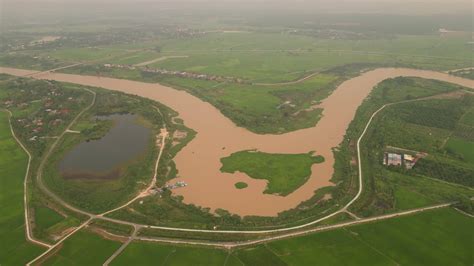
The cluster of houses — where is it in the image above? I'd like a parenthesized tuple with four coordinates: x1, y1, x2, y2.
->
(383, 152, 418, 169)
(149, 181, 187, 195)
(102, 63, 248, 84)
(2, 88, 77, 142)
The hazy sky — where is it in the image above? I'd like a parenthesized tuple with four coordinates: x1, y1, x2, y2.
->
(1, 0, 472, 16)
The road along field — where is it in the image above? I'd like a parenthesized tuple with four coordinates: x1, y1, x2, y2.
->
(109, 207, 472, 265)
(0, 111, 46, 265)
(0, 67, 472, 217)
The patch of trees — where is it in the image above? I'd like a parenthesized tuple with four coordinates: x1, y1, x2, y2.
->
(413, 159, 474, 187)
(395, 102, 465, 130)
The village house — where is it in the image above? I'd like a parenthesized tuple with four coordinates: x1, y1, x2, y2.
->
(383, 151, 421, 170)
(384, 152, 402, 166)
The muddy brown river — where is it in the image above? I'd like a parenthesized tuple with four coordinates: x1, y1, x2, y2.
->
(1, 67, 472, 216)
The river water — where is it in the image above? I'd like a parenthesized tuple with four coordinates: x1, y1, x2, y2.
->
(1, 67, 472, 216)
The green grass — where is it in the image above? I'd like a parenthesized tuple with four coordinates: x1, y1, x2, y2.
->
(53, 32, 472, 135)
(43, 229, 122, 266)
(459, 108, 474, 126)
(446, 137, 474, 164)
(234, 182, 248, 189)
(343, 208, 472, 265)
(0, 111, 45, 265)
(236, 245, 287, 266)
(268, 229, 392, 265)
(105, 50, 162, 65)
(158, 72, 339, 134)
(392, 185, 436, 210)
(377, 77, 460, 103)
(34, 206, 65, 231)
(220, 151, 324, 196)
(266, 208, 472, 266)
(111, 241, 233, 266)
(112, 208, 472, 266)
(148, 33, 472, 82)
(89, 219, 134, 236)
(45, 47, 129, 62)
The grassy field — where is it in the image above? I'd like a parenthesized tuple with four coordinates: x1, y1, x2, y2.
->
(147, 33, 472, 82)
(42, 228, 122, 265)
(4, 30, 472, 135)
(111, 208, 473, 265)
(460, 108, 474, 126)
(266, 208, 472, 266)
(105, 50, 162, 65)
(89, 219, 134, 237)
(45, 47, 130, 62)
(220, 151, 324, 196)
(47, 32, 471, 134)
(445, 136, 474, 164)
(0, 111, 45, 265)
(111, 241, 236, 266)
(156, 72, 341, 133)
(34, 206, 65, 231)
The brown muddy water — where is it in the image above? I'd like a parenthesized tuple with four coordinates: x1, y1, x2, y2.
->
(1, 67, 472, 216)
(59, 114, 151, 179)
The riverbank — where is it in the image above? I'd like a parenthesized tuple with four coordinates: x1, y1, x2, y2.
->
(1, 67, 472, 217)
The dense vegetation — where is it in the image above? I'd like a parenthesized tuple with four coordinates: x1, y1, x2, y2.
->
(221, 151, 324, 195)
(235, 182, 248, 189)
(347, 79, 474, 217)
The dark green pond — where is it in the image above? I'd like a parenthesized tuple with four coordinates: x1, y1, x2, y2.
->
(59, 114, 151, 179)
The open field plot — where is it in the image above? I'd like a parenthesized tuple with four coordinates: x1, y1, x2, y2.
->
(32, 203, 83, 243)
(221, 151, 324, 195)
(44, 47, 131, 62)
(150, 50, 389, 83)
(459, 108, 474, 126)
(143, 33, 473, 82)
(111, 208, 473, 266)
(42, 228, 122, 265)
(111, 241, 236, 266)
(0, 111, 45, 266)
(104, 50, 163, 65)
(446, 136, 474, 164)
(266, 208, 473, 266)
(0, 53, 73, 71)
(34, 206, 65, 230)
(57, 32, 472, 134)
(42, 32, 473, 83)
